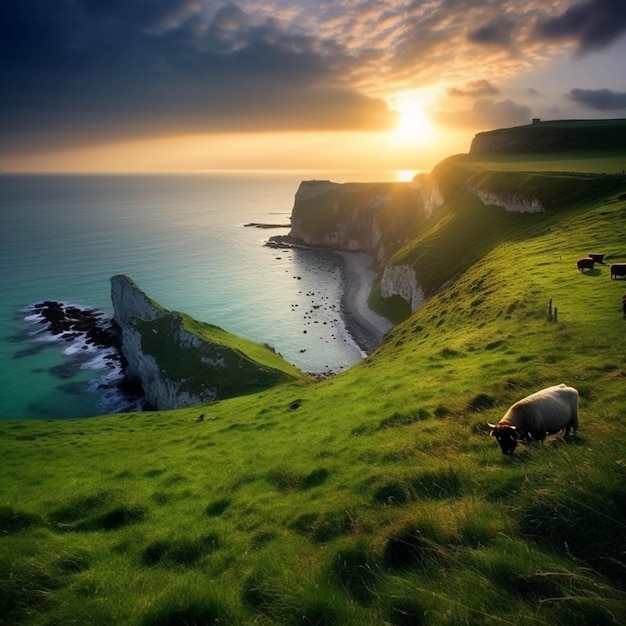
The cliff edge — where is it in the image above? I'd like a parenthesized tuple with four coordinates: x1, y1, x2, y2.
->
(285, 176, 440, 261)
(111, 275, 308, 410)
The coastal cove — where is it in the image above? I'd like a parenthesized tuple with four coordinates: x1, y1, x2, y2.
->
(0, 170, 405, 419)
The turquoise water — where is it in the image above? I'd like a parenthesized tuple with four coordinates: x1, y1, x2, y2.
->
(0, 170, 398, 419)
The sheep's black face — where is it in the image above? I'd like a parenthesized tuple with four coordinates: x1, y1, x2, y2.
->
(491, 426, 518, 455)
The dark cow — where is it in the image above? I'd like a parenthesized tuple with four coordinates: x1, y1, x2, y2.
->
(489, 384, 579, 455)
(588, 253, 605, 264)
(611, 263, 626, 279)
(577, 257, 594, 272)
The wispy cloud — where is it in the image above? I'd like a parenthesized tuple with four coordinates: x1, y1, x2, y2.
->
(448, 80, 500, 98)
(468, 17, 516, 47)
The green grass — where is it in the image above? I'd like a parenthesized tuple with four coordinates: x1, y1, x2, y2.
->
(1, 147, 626, 625)
(132, 310, 309, 401)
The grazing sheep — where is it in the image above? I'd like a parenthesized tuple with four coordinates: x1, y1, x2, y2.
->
(610, 263, 626, 279)
(577, 257, 595, 272)
(488, 384, 579, 455)
(588, 253, 605, 264)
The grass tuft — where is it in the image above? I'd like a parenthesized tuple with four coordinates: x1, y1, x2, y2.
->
(383, 525, 433, 571)
(267, 466, 330, 491)
(0, 505, 43, 533)
(329, 540, 379, 604)
(290, 509, 353, 542)
(379, 409, 429, 429)
(467, 393, 496, 412)
(141, 534, 221, 567)
(410, 467, 462, 499)
(205, 497, 231, 517)
(141, 587, 236, 626)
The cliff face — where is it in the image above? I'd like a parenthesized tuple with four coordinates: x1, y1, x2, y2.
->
(380, 265, 426, 312)
(110, 275, 306, 410)
(285, 176, 444, 316)
(111, 275, 163, 327)
(467, 185, 545, 213)
(288, 177, 441, 261)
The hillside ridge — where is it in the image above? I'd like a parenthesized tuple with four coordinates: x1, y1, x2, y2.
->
(470, 118, 626, 154)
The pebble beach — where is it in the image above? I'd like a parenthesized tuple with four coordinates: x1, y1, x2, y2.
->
(337, 251, 394, 353)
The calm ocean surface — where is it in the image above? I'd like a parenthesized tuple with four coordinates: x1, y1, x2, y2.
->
(0, 170, 406, 419)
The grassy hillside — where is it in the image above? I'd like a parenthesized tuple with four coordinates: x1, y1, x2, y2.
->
(2, 151, 626, 625)
(387, 152, 626, 298)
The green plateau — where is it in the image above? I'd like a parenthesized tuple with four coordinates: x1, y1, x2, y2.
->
(2, 119, 626, 625)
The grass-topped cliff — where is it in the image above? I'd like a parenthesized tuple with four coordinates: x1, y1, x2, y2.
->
(384, 149, 626, 302)
(110, 274, 309, 410)
(471, 118, 626, 153)
(2, 130, 626, 624)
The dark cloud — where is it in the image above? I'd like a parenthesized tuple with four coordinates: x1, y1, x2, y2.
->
(434, 99, 532, 130)
(468, 17, 515, 46)
(536, 0, 626, 54)
(0, 0, 394, 152)
(448, 80, 499, 98)
(567, 88, 626, 110)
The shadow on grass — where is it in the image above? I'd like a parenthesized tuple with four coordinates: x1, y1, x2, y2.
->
(0, 505, 43, 533)
(141, 591, 235, 626)
(48, 490, 147, 532)
(290, 510, 354, 543)
(267, 467, 330, 491)
(141, 533, 221, 567)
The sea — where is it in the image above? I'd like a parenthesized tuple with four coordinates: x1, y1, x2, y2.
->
(0, 170, 411, 419)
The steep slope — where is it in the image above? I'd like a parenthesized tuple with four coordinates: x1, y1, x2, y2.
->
(284, 176, 441, 262)
(111, 275, 309, 409)
(383, 154, 626, 302)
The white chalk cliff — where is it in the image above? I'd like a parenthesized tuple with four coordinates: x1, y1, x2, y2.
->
(467, 184, 545, 213)
(110, 275, 305, 410)
(284, 177, 443, 315)
(287, 178, 441, 261)
(380, 265, 426, 312)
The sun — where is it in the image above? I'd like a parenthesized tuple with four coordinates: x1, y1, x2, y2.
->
(391, 99, 434, 144)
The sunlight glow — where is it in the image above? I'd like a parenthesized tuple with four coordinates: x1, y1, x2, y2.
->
(8, 130, 457, 173)
(395, 170, 420, 182)
(391, 95, 435, 145)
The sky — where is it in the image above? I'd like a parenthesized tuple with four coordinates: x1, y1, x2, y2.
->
(2, 0, 626, 172)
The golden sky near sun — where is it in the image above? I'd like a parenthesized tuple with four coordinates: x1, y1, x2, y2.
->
(2, 1, 626, 171)
(7, 123, 467, 173)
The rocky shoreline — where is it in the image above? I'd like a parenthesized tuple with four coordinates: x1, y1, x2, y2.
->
(266, 235, 393, 354)
(19, 252, 392, 414)
(22, 301, 145, 411)
(336, 251, 393, 353)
